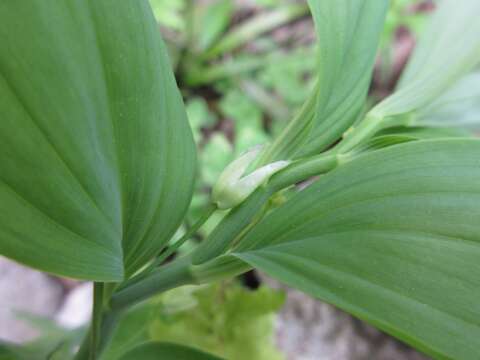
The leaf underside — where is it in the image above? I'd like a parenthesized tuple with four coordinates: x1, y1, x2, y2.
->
(374, 0, 480, 118)
(0, 0, 196, 280)
(234, 139, 480, 359)
(299, 0, 389, 156)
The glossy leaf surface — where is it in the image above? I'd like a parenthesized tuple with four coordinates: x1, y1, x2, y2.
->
(234, 140, 480, 359)
(0, 0, 196, 280)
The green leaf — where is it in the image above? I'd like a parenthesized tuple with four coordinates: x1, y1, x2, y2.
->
(416, 72, 480, 130)
(101, 303, 154, 360)
(262, 0, 388, 162)
(118, 342, 223, 360)
(372, 0, 480, 119)
(377, 126, 473, 139)
(0, 0, 196, 280)
(300, 0, 389, 155)
(233, 139, 480, 359)
(340, 134, 417, 160)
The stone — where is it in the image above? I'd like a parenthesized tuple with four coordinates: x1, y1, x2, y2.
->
(55, 282, 92, 329)
(260, 273, 430, 360)
(0, 257, 64, 343)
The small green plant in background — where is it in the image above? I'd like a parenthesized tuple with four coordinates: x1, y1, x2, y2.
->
(1, 1, 480, 360)
(102, 283, 284, 360)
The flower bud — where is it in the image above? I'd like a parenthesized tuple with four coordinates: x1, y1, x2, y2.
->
(212, 146, 290, 209)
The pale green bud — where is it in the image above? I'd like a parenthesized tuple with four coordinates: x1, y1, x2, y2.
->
(212, 146, 290, 210)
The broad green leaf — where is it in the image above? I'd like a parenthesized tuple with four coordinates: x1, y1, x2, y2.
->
(233, 139, 480, 359)
(0, 0, 196, 280)
(300, 0, 389, 155)
(262, 0, 388, 162)
(372, 0, 480, 119)
(118, 342, 223, 360)
(377, 126, 473, 139)
(102, 303, 153, 360)
(340, 134, 417, 160)
(416, 72, 480, 130)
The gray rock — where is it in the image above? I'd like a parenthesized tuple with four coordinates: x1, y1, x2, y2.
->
(55, 282, 92, 329)
(261, 274, 430, 360)
(0, 257, 64, 343)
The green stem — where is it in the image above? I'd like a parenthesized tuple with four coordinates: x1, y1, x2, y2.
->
(102, 116, 390, 329)
(336, 112, 414, 154)
(74, 309, 123, 360)
(74, 328, 91, 360)
(152, 203, 216, 268)
(76, 255, 247, 359)
(76, 152, 344, 360)
(91, 283, 103, 359)
(116, 204, 217, 293)
(96, 309, 123, 356)
(268, 151, 338, 192)
(110, 255, 250, 312)
(191, 188, 272, 265)
(335, 114, 384, 154)
(192, 151, 339, 265)
(191, 256, 251, 284)
(110, 257, 196, 311)
(74, 283, 108, 360)
(256, 86, 318, 166)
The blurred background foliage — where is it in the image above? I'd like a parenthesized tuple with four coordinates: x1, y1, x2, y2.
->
(103, 282, 285, 360)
